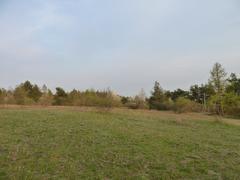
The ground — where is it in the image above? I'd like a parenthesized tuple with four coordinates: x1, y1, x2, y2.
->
(0, 106, 240, 179)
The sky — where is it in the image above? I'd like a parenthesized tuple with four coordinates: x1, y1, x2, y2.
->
(1, 0, 240, 96)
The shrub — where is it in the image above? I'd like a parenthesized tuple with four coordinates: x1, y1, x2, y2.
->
(148, 98, 174, 111)
(0, 89, 3, 104)
(124, 94, 148, 110)
(3, 91, 16, 104)
(208, 94, 225, 115)
(39, 93, 54, 106)
(125, 101, 148, 109)
(53, 87, 67, 105)
(174, 97, 202, 113)
(13, 86, 28, 105)
(222, 93, 240, 116)
(74, 90, 122, 108)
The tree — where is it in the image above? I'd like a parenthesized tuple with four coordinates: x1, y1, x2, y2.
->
(121, 96, 130, 105)
(23, 81, 33, 93)
(149, 81, 168, 110)
(68, 89, 81, 106)
(0, 89, 3, 104)
(169, 89, 189, 101)
(13, 86, 28, 105)
(189, 85, 202, 103)
(19, 81, 42, 102)
(3, 89, 15, 104)
(189, 84, 215, 110)
(152, 82, 164, 97)
(208, 63, 227, 115)
(53, 87, 68, 105)
(209, 63, 227, 95)
(134, 89, 148, 109)
(39, 86, 53, 106)
(42, 84, 48, 94)
(30, 85, 42, 102)
(226, 73, 240, 95)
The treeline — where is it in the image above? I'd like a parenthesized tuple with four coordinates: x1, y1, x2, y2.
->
(123, 63, 239, 116)
(0, 63, 239, 116)
(0, 83, 121, 108)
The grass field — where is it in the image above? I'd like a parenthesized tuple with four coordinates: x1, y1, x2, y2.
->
(0, 106, 240, 179)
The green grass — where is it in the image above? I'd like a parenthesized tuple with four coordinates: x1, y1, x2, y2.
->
(0, 108, 240, 179)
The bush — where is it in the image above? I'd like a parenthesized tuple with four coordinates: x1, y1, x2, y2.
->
(74, 90, 122, 108)
(124, 95, 148, 110)
(0, 89, 4, 104)
(149, 98, 174, 111)
(208, 95, 224, 115)
(12, 85, 37, 105)
(125, 101, 148, 110)
(222, 93, 240, 116)
(39, 93, 54, 106)
(174, 97, 202, 113)
(208, 93, 240, 117)
(3, 91, 16, 104)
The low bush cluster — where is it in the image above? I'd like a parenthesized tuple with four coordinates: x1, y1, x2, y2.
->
(174, 97, 202, 113)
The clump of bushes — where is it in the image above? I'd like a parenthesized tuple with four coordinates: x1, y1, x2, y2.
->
(222, 93, 240, 116)
(208, 93, 240, 117)
(174, 97, 202, 113)
(125, 100, 148, 110)
(122, 89, 149, 109)
(71, 90, 121, 108)
(148, 82, 174, 111)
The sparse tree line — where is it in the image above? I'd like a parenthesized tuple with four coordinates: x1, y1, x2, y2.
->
(0, 83, 121, 108)
(123, 63, 240, 116)
(0, 63, 239, 116)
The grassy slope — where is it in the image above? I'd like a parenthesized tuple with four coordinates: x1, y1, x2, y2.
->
(0, 107, 239, 179)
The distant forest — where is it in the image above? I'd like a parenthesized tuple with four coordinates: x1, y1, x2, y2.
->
(1, 63, 240, 117)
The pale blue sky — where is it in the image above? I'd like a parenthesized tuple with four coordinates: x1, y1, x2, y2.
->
(1, 0, 240, 95)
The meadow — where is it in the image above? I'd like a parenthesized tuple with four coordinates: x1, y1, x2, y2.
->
(0, 106, 239, 179)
